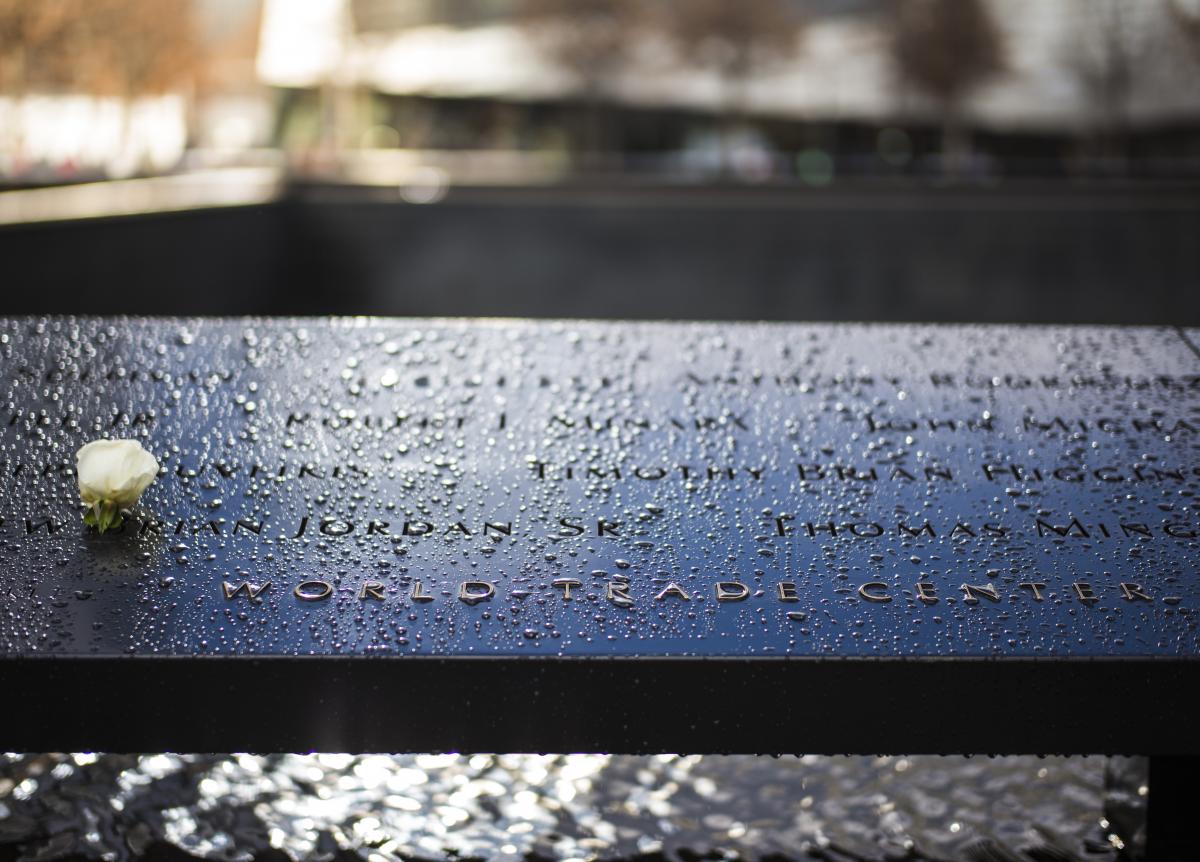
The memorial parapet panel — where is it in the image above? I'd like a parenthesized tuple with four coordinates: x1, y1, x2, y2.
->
(1, 319, 1197, 752)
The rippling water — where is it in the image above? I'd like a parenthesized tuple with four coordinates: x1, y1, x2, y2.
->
(0, 754, 1144, 862)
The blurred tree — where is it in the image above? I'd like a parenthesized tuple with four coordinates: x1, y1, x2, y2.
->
(520, 0, 803, 170)
(519, 0, 645, 160)
(889, 0, 1006, 174)
(520, 0, 643, 95)
(0, 0, 200, 96)
(1067, 0, 1142, 165)
(0, 2, 81, 92)
(657, 0, 803, 174)
(658, 0, 799, 87)
(1168, 0, 1200, 67)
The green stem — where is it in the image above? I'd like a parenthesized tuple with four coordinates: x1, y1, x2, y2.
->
(84, 501, 124, 534)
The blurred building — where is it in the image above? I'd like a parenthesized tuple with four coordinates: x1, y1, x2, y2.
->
(2, 0, 1200, 188)
(253, 0, 1200, 180)
(258, 0, 1200, 128)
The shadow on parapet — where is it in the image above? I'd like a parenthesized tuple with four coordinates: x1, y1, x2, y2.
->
(1, 183, 1197, 325)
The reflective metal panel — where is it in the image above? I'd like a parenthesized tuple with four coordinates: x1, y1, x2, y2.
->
(0, 319, 1196, 751)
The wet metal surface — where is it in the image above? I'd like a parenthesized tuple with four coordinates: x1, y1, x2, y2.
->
(0, 753, 1144, 862)
(0, 318, 1197, 659)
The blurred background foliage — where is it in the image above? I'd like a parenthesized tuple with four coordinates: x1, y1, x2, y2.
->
(0, 0, 199, 97)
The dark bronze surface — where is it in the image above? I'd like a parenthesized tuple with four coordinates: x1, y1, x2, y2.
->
(0, 318, 1196, 751)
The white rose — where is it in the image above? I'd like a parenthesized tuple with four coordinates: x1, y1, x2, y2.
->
(76, 439, 159, 532)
